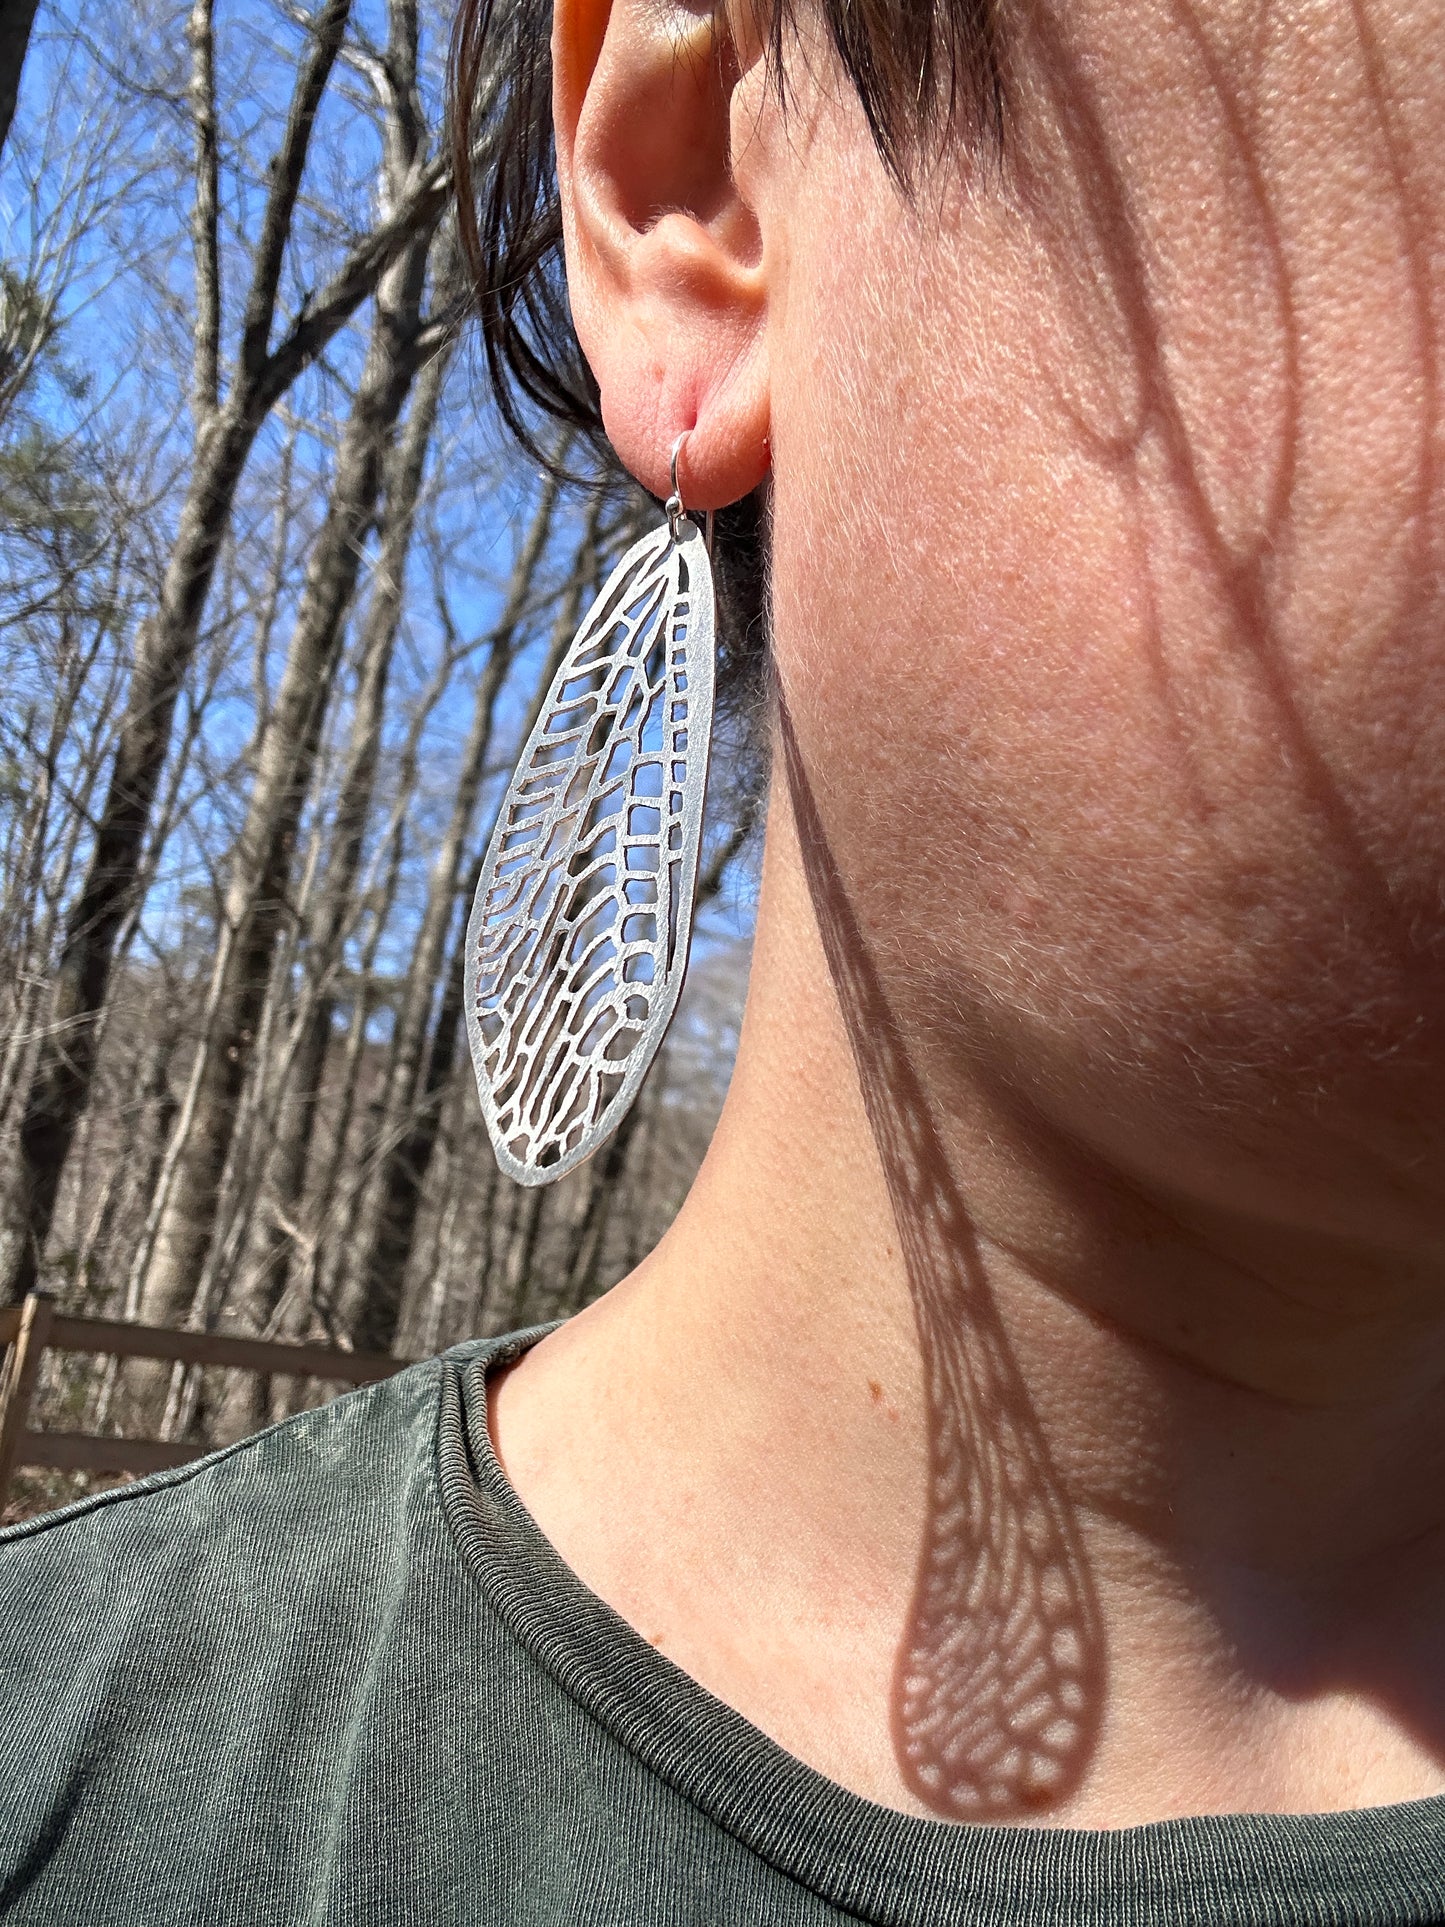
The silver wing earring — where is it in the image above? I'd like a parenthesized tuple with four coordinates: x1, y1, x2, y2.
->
(466, 434, 716, 1185)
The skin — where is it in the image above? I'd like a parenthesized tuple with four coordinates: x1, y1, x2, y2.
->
(489, 0, 1445, 1826)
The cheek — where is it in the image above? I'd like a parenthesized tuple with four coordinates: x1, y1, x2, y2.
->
(765, 102, 1445, 1229)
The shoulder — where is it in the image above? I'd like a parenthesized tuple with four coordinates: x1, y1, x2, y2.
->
(0, 1344, 484, 1647)
(0, 1335, 550, 1920)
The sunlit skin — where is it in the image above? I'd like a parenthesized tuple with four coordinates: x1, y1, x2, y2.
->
(488, 0, 1445, 1825)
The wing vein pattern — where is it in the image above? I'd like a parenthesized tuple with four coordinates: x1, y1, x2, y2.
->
(466, 520, 715, 1185)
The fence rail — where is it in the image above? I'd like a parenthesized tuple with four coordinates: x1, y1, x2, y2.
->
(0, 1294, 410, 1513)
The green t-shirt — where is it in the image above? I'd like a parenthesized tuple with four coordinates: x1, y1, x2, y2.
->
(2, 1325, 1444, 1925)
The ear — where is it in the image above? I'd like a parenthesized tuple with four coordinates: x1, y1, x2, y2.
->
(553, 0, 773, 507)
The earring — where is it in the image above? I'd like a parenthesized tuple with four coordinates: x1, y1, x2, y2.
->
(466, 434, 717, 1185)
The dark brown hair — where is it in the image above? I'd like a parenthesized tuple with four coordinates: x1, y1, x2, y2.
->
(446, 0, 1004, 748)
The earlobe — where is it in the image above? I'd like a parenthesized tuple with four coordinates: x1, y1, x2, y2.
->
(553, 0, 773, 507)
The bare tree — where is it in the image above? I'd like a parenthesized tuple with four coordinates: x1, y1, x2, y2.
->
(231, 326, 457, 1348)
(1, 0, 455, 1303)
(134, 263, 448, 1334)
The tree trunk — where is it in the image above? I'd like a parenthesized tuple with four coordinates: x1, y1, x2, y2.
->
(2, 402, 264, 1306)
(0, 0, 40, 163)
(246, 327, 453, 1317)
(136, 223, 438, 1336)
(215, 331, 454, 1438)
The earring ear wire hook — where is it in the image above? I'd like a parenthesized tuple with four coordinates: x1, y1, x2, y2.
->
(667, 430, 715, 555)
(666, 431, 689, 539)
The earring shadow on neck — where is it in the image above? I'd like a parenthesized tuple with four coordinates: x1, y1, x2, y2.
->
(780, 698, 1105, 1820)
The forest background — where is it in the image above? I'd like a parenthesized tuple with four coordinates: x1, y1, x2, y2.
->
(0, 0, 755, 1509)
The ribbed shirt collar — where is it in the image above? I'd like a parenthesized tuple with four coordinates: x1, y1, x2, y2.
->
(438, 1330, 1445, 1927)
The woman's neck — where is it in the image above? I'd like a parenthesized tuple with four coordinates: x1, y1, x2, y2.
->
(488, 771, 1445, 1826)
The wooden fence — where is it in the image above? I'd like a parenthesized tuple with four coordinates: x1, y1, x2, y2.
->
(0, 1293, 410, 1515)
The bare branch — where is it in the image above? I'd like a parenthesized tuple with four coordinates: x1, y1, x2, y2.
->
(236, 0, 352, 391)
(255, 151, 451, 412)
(186, 0, 221, 420)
